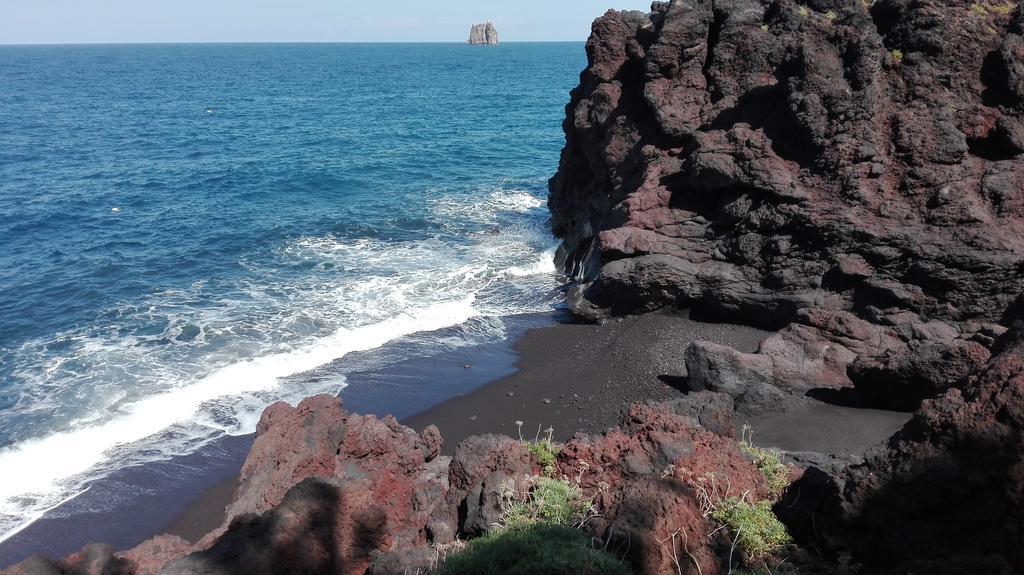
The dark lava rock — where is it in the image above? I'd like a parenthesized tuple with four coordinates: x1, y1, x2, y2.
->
(550, 0, 1024, 329)
(657, 389, 736, 437)
(549, 2, 1024, 573)
(443, 434, 533, 538)
(780, 310, 1024, 573)
(686, 307, 991, 414)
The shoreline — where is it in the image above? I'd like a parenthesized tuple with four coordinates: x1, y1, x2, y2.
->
(0, 312, 556, 566)
(0, 309, 913, 567)
(161, 310, 770, 545)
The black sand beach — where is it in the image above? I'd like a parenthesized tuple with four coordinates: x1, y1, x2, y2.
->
(403, 311, 769, 450)
(0, 310, 912, 566)
(165, 310, 911, 548)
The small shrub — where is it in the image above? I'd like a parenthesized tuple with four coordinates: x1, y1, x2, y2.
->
(711, 497, 792, 563)
(890, 49, 904, 63)
(989, 1, 1018, 15)
(502, 476, 594, 529)
(798, 6, 809, 17)
(528, 441, 559, 474)
(435, 524, 632, 575)
(739, 442, 789, 499)
(825, 10, 838, 20)
(968, 2, 1017, 16)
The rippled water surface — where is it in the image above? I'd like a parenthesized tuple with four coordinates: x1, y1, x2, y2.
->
(0, 42, 583, 540)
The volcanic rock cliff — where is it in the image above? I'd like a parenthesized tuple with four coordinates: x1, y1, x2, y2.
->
(550, 0, 1024, 331)
(549, 0, 1024, 572)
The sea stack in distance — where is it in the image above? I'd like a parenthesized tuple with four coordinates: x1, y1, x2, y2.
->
(468, 22, 499, 45)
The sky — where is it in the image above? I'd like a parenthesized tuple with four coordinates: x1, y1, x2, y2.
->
(0, 1, 655, 44)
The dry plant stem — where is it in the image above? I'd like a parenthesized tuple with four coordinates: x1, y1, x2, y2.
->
(727, 526, 742, 574)
(657, 529, 704, 575)
(657, 530, 684, 575)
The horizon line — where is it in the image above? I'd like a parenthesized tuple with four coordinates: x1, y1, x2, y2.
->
(0, 40, 587, 47)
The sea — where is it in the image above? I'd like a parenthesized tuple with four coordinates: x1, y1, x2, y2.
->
(0, 42, 583, 550)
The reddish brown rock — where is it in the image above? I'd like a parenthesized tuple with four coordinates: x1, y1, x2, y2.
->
(3, 535, 190, 575)
(119, 536, 191, 575)
(551, 0, 1024, 329)
(3, 544, 132, 575)
(781, 312, 1024, 573)
(173, 395, 449, 574)
(558, 402, 773, 575)
(3, 393, 793, 575)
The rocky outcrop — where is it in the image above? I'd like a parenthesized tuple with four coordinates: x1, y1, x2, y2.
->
(165, 395, 450, 575)
(778, 304, 1024, 573)
(548, 2, 1024, 572)
(550, 0, 1024, 329)
(4, 536, 190, 575)
(468, 22, 499, 45)
(441, 434, 533, 538)
(686, 308, 991, 414)
(559, 402, 773, 575)
(5, 397, 773, 575)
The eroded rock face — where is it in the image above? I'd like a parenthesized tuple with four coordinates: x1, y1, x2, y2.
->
(550, 0, 1024, 329)
(548, 4, 1024, 572)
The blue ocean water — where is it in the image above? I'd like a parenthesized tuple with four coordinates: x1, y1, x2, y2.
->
(0, 43, 582, 540)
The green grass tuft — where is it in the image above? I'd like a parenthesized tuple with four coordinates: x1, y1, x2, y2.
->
(739, 442, 790, 499)
(711, 498, 792, 562)
(528, 441, 559, 474)
(503, 476, 592, 529)
(435, 524, 632, 575)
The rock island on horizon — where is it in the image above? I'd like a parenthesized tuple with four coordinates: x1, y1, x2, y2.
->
(468, 22, 499, 45)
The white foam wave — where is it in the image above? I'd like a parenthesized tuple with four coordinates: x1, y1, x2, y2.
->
(0, 298, 476, 543)
(0, 184, 563, 542)
(506, 244, 558, 277)
(427, 189, 545, 224)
